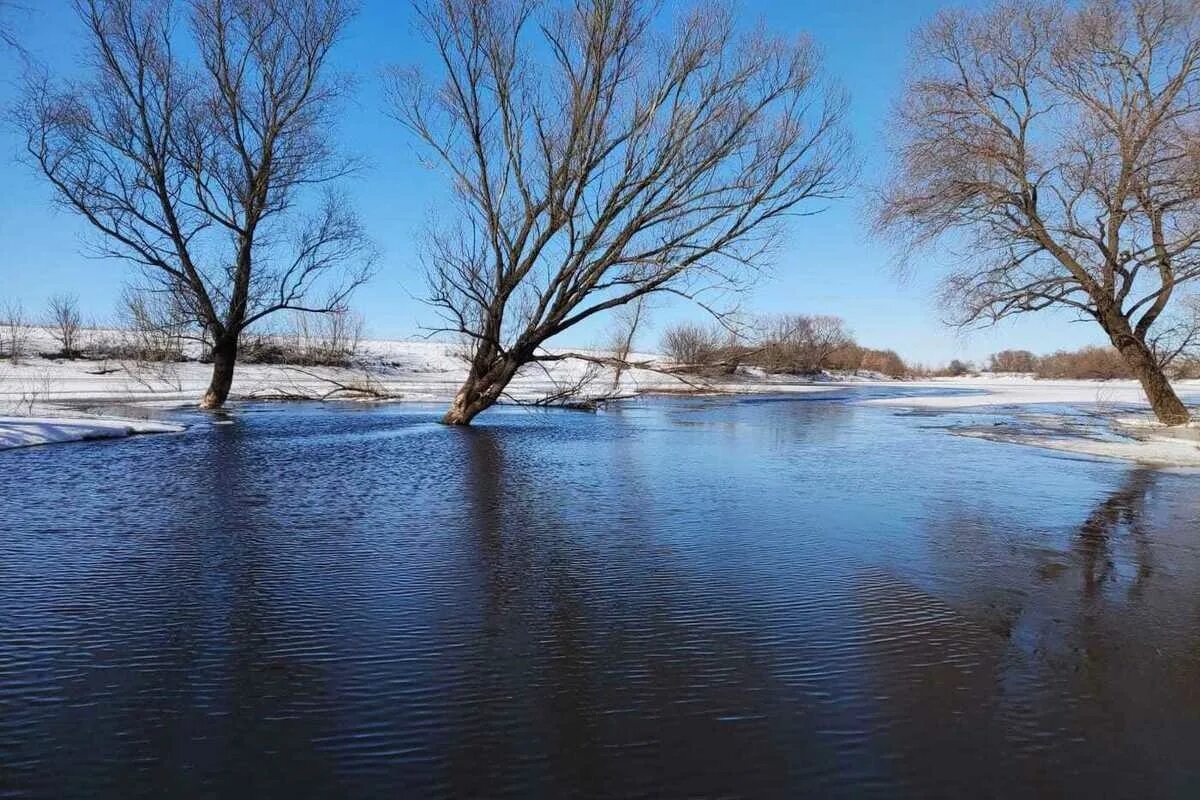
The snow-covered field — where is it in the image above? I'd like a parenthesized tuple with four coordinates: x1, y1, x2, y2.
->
(4, 326, 1200, 465)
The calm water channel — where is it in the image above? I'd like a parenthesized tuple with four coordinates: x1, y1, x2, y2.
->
(3, 391, 1199, 797)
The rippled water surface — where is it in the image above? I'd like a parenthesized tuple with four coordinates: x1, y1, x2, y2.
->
(4, 392, 1200, 798)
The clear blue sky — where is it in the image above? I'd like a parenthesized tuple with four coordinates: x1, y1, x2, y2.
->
(0, 0, 1107, 366)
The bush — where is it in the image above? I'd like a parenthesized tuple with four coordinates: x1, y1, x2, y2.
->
(662, 316, 909, 378)
(0, 300, 29, 363)
(1034, 346, 1132, 380)
(940, 358, 973, 377)
(661, 322, 734, 366)
(988, 349, 1037, 373)
(825, 343, 865, 371)
(1170, 357, 1200, 380)
(116, 287, 191, 362)
(746, 314, 853, 374)
(241, 309, 365, 367)
(860, 348, 909, 378)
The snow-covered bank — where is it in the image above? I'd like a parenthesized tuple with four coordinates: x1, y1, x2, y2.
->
(876, 377, 1200, 468)
(865, 374, 1200, 410)
(970, 432, 1200, 468)
(0, 330, 837, 411)
(7, 325, 1200, 466)
(0, 416, 184, 451)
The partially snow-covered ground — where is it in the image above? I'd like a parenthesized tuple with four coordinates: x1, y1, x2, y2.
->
(865, 373, 1200, 411)
(0, 327, 836, 410)
(869, 375, 1200, 468)
(5, 326, 1200, 465)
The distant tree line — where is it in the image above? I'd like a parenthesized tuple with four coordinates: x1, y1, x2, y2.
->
(945, 343, 1200, 381)
(661, 315, 910, 379)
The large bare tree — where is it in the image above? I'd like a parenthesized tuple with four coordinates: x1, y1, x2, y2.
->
(0, 1, 22, 52)
(19, 0, 372, 408)
(389, 0, 850, 425)
(877, 0, 1200, 425)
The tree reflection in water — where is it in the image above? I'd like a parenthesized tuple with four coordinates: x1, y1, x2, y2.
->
(867, 467, 1200, 796)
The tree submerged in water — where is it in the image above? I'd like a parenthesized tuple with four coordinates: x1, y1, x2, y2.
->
(389, 0, 852, 425)
(876, 0, 1200, 426)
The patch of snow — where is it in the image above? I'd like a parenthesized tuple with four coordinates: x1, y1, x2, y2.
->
(956, 427, 1200, 468)
(0, 416, 184, 451)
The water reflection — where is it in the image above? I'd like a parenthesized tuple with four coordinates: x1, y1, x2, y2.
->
(910, 467, 1200, 796)
(1074, 469, 1154, 600)
(445, 425, 811, 797)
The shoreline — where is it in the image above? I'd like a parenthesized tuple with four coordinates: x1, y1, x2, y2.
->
(3, 335, 1200, 465)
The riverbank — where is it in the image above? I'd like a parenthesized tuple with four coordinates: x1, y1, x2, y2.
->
(865, 375, 1200, 468)
(0, 334, 843, 416)
(4, 333, 1200, 464)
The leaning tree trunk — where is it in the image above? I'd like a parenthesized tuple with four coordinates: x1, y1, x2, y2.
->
(443, 358, 521, 425)
(1104, 322, 1190, 426)
(200, 336, 239, 410)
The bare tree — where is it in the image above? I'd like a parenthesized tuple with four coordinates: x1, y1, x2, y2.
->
(606, 294, 647, 393)
(389, 0, 851, 424)
(46, 292, 83, 357)
(1, 299, 30, 363)
(876, 0, 1200, 425)
(19, 0, 372, 409)
(0, 0, 25, 53)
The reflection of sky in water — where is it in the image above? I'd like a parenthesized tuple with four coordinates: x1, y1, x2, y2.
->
(3, 393, 1199, 797)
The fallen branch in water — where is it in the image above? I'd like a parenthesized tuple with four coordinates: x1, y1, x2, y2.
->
(250, 366, 404, 402)
(531, 350, 716, 393)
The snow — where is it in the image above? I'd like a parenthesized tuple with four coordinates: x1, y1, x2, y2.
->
(865, 374, 1200, 410)
(0, 416, 184, 451)
(999, 435, 1200, 468)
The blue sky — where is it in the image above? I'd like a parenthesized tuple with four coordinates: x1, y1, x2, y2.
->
(0, 0, 1108, 365)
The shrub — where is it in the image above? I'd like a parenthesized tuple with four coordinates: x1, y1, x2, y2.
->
(1034, 346, 1132, 380)
(941, 358, 973, 377)
(988, 349, 1037, 373)
(661, 322, 731, 366)
(119, 289, 189, 362)
(240, 309, 365, 367)
(825, 343, 865, 371)
(0, 300, 29, 363)
(746, 314, 853, 374)
(860, 348, 909, 378)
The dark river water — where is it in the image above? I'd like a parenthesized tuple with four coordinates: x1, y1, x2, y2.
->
(3, 391, 1200, 798)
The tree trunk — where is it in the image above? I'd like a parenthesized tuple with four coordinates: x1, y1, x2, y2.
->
(442, 358, 519, 425)
(1104, 323, 1190, 426)
(200, 336, 238, 410)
